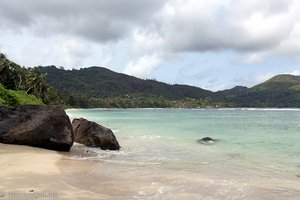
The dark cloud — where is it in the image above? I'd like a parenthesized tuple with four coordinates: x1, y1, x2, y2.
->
(0, 0, 166, 42)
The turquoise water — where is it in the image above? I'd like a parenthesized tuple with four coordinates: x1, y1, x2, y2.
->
(63, 108, 300, 199)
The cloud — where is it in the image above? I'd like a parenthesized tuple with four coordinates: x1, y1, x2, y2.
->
(123, 54, 161, 78)
(128, 0, 300, 69)
(151, 0, 298, 53)
(0, 0, 166, 42)
(1, 0, 300, 90)
(288, 70, 300, 76)
(2, 0, 300, 59)
(256, 73, 276, 84)
(131, 29, 164, 55)
(0, 28, 94, 67)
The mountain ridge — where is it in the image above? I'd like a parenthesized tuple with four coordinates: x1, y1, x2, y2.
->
(39, 65, 300, 108)
(40, 66, 219, 100)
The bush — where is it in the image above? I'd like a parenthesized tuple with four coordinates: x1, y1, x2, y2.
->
(0, 84, 44, 107)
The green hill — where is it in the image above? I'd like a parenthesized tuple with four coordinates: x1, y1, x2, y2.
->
(253, 74, 300, 92)
(39, 66, 300, 108)
(2, 52, 300, 108)
(39, 66, 216, 99)
(220, 75, 300, 107)
(39, 66, 222, 107)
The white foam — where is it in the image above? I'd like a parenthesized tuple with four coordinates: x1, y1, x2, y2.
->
(217, 108, 300, 111)
(241, 108, 300, 111)
(101, 159, 162, 166)
(64, 156, 107, 161)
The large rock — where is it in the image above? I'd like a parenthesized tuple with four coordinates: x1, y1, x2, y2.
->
(72, 118, 120, 150)
(0, 105, 74, 151)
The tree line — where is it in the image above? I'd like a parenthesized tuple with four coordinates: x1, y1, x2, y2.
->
(0, 53, 63, 107)
(0, 53, 227, 108)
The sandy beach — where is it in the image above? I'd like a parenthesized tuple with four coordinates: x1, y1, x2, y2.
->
(0, 143, 101, 200)
(1, 141, 300, 200)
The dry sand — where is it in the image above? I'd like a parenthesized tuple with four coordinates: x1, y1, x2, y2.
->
(0, 143, 102, 200)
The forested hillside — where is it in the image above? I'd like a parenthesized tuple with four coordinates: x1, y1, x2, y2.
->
(40, 66, 300, 108)
(39, 66, 222, 108)
(1, 53, 300, 108)
(0, 53, 62, 107)
(219, 75, 300, 107)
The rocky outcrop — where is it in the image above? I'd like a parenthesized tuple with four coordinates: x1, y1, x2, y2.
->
(197, 137, 216, 144)
(72, 118, 120, 150)
(0, 105, 74, 151)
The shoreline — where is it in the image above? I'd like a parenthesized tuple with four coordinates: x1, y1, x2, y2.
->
(2, 107, 300, 199)
(1, 143, 300, 200)
(65, 107, 300, 111)
(0, 143, 101, 200)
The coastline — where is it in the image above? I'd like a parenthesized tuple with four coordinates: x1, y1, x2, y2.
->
(64, 108, 300, 199)
(2, 108, 300, 199)
(1, 142, 300, 200)
(0, 143, 101, 200)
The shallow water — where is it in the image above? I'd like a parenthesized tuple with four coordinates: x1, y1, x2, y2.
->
(62, 108, 300, 199)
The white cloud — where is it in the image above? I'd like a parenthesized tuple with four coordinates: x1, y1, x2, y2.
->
(0, 29, 93, 68)
(289, 70, 300, 76)
(131, 29, 164, 55)
(124, 54, 161, 78)
(232, 73, 256, 86)
(256, 73, 276, 84)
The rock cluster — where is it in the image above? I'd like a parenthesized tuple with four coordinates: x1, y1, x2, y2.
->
(0, 105, 120, 151)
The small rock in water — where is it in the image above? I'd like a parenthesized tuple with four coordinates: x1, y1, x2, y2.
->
(197, 137, 216, 144)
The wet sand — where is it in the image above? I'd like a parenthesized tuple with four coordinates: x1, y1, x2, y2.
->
(1, 143, 300, 200)
(59, 158, 300, 200)
(0, 143, 101, 200)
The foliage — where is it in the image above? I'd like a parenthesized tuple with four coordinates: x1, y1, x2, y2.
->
(39, 66, 224, 108)
(2, 53, 300, 108)
(0, 84, 44, 107)
(40, 66, 300, 108)
(0, 53, 26, 91)
(290, 84, 300, 91)
(0, 53, 63, 106)
(219, 74, 300, 107)
(39, 66, 219, 101)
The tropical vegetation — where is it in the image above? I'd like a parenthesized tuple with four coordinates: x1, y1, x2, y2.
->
(1, 53, 300, 108)
(40, 65, 300, 108)
(0, 53, 62, 107)
(0, 83, 44, 107)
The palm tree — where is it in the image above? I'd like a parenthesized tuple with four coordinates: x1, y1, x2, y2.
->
(26, 67, 48, 100)
(0, 53, 25, 90)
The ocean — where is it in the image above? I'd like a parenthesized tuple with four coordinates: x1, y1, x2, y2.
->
(62, 108, 300, 200)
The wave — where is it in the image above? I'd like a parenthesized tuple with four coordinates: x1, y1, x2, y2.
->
(240, 108, 300, 111)
(216, 108, 300, 111)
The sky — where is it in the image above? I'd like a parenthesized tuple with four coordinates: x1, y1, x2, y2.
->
(1, 0, 300, 91)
